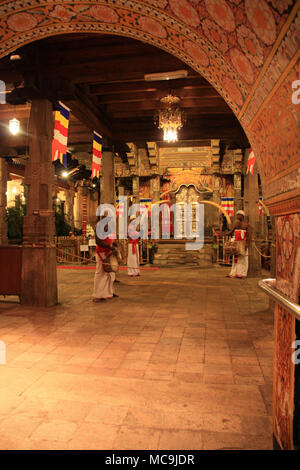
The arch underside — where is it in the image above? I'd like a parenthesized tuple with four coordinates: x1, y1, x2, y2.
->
(0, 0, 298, 207)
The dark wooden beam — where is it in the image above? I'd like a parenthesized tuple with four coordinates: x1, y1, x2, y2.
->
(97, 88, 221, 104)
(62, 84, 112, 138)
(105, 99, 231, 113)
(89, 77, 210, 95)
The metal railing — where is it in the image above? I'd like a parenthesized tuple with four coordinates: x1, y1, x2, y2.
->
(258, 278, 300, 321)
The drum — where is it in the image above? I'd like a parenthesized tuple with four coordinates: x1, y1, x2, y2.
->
(102, 253, 119, 273)
(224, 240, 239, 256)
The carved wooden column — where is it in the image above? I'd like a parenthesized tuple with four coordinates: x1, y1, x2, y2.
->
(21, 99, 57, 306)
(101, 150, 115, 205)
(132, 175, 140, 205)
(233, 149, 243, 216)
(0, 158, 8, 244)
(211, 139, 221, 227)
(151, 175, 160, 202)
(65, 185, 75, 230)
(81, 185, 88, 237)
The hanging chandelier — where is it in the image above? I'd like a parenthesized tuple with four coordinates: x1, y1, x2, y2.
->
(155, 94, 186, 143)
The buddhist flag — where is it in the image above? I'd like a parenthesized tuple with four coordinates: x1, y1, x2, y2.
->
(140, 199, 152, 215)
(92, 131, 102, 178)
(247, 148, 256, 174)
(52, 101, 70, 168)
(116, 198, 125, 219)
(221, 197, 234, 217)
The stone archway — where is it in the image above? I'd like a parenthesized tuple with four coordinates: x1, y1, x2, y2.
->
(0, 1, 298, 209)
(0, 0, 299, 450)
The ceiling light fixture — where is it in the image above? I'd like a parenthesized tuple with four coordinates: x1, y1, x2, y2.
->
(10, 54, 21, 61)
(154, 94, 186, 143)
(144, 70, 188, 82)
(9, 118, 20, 135)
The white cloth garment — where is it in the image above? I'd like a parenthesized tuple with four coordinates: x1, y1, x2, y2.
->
(92, 252, 115, 299)
(127, 243, 140, 276)
(229, 229, 248, 278)
(229, 249, 249, 278)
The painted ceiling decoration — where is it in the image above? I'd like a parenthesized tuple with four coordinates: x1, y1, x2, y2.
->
(0, 0, 299, 206)
(0, 0, 297, 116)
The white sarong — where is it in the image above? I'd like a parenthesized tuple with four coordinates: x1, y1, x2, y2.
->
(92, 252, 115, 299)
(127, 243, 140, 276)
(229, 249, 248, 278)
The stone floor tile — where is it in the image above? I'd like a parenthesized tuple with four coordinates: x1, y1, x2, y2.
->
(0, 266, 273, 450)
(85, 404, 128, 426)
(113, 426, 161, 450)
(67, 423, 120, 450)
(158, 430, 203, 450)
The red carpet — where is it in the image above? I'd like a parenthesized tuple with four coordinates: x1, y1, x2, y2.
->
(57, 265, 158, 270)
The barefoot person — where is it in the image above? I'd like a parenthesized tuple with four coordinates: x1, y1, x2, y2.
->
(127, 215, 140, 277)
(92, 213, 119, 301)
(227, 210, 251, 279)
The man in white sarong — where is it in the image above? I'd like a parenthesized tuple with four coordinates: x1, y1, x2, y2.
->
(127, 215, 140, 277)
(227, 210, 251, 279)
(92, 218, 119, 301)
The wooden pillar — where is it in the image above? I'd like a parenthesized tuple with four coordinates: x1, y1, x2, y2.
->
(151, 174, 160, 202)
(81, 185, 88, 237)
(65, 186, 75, 230)
(101, 150, 115, 205)
(212, 174, 221, 227)
(132, 175, 140, 205)
(234, 173, 243, 215)
(0, 158, 8, 244)
(21, 99, 57, 306)
(118, 184, 125, 198)
(244, 149, 261, 277)
(233, 149, 243, 216)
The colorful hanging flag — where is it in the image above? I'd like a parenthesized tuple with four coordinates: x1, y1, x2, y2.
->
(259, 197, 264, 215)
(52, 101, 70, 168)
(140, 199, 152, 215)
(92, 131, 102, 178)
(247, 148, 256, 174)
(116, 198, 125, 219)
(221, 197, 234, 217)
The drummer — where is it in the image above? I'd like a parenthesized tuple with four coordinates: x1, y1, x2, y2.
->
(92, 212, 119, 302)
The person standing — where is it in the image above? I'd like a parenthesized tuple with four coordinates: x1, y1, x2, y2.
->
(227, 210, 251, 279)
(92, 214, 119, 301)
(127, 215, 140, 277)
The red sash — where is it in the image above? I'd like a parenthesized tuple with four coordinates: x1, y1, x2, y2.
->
(96, 234, 115, 257)
(128, 228, 139, 254)
(129, 239, 139, 254)
(234, 229, 246, 241)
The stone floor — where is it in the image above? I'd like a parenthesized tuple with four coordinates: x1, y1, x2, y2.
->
(0, 265, 273, 450)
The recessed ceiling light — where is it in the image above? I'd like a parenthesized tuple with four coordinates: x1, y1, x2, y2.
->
(144, 70, 188, 81)
(10, 54, 21, 61)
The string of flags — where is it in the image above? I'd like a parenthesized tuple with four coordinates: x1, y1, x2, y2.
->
(92, 131, 102, 179)
(247, 148, 256, 174)
(52, 102, 102, 180)
(52, 102, 70, 168)
(221, 197, 234, 217)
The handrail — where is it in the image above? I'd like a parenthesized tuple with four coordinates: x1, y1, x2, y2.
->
(258, 278, 300, 321)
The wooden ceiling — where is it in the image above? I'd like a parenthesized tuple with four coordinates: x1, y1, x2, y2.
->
(0, 33, 249, 155)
